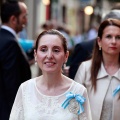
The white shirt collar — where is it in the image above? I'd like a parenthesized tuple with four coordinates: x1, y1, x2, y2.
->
(97, 62, 120, 80)
(1, 25, 17, 38)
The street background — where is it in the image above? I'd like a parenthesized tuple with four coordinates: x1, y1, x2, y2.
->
(0, 0, 120, 78)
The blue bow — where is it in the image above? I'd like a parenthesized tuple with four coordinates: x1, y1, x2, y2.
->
(61, 92, 86, 115)
(113, 85, 120, 97)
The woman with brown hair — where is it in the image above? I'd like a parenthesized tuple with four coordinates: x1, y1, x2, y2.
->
(74, 18, 120, 120)
(10, 29, 92, 120)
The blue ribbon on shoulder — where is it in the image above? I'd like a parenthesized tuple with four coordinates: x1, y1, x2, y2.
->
(61, 92, 86, 115)
(113, 85, 120, 97)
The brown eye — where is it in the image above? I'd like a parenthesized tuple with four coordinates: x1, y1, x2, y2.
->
(41, 48, 47, 52)
(53, 49, 60, 53)
(116, 36, 120, 40)
(106, 35, 112, 39)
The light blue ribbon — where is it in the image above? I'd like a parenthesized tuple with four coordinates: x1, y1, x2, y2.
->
(61, 92, 86, 115)
(113, 85, 120, 97)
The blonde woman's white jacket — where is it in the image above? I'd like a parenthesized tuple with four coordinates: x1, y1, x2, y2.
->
(74, 60, 120, 120)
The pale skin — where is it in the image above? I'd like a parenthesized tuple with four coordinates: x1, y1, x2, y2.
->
(97, 26, 120, 75)
(34, 34, 73, 96)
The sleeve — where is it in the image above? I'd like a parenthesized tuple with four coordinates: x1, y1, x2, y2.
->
(1, 41, 21, 110)
(78, 88, 92, 120)
(1, 40, 30, 111)
(9, 85, 24, 120)
(74, 62, 86, 86)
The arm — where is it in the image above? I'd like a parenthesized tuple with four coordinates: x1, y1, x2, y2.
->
(78, 88, 92, 120)
(1, 40, 29, 111)
(9, 85, 24, 120)
(74, 62, 86, 86)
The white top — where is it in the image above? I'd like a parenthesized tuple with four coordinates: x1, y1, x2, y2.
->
(100, 77, 112, 120)
(9, 77, 92, 120)
(74, 60, 120, 120)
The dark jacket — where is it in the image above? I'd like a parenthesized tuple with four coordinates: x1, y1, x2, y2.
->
(0, 28, 31, 120)
(69, 39, 95, 79)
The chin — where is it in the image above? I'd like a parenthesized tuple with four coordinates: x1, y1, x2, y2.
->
(43, 69, 58, 73)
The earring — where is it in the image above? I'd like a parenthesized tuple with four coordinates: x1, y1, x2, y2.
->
(35, 57, 37, 65)
(63, 63, 66, 69)
(35, 61, 37, 65)
(63, 62, 70, 76)
(99, 46, 101, 50)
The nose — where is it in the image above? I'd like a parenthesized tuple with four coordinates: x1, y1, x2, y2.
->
(112, 37, 116, 44)
(46, 50, 53, 59)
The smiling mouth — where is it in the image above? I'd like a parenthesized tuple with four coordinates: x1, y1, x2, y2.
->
(45, 62, 56, 67)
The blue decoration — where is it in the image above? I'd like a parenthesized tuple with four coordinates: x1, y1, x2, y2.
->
(113, 85, 120, 97)
(61, 92, 86, 115)
(18, 38, 34, 52)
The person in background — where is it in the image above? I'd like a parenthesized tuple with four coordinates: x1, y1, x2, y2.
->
(57, 23, 74, 52)
(102, 10, 120, 21)
(87, 25, 98, 41)
(69, 9, 120, 79)
(0, 1, 31, 120)
(69, 39, 95, 79)
(10, 29, 92, 120)
(74, 18, 120, 120)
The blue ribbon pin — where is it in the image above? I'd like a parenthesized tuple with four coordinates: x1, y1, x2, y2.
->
(61, 92, 86, 115)
(113, 85, 120, 97)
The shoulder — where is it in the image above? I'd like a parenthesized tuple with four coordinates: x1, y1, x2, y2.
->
(80, 40, 95, 49)
(73, 43, 83, 54)
(83, 59, 92, 64)
(80, 60, 92, 68)
(20, 77, 37, 89)
(72, 81, 87, 95)
(75, 60, 91, 78)
(74, 81, 86, 90)
(80, 40, 93, 46)
(74, 42, 85, 50)
(0, 28, 15, 39)
(0, 29, 18, 48)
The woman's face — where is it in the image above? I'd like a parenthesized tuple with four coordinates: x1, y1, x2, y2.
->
(98, 26, 120, 57)
(34, 34, 69, 74)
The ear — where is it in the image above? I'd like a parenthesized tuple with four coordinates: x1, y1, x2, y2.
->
(10, 15, 17, 25)
(97, 37, 102, 47)
(64, 51, 69, 63)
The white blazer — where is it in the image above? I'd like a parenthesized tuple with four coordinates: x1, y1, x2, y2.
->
(74, 60, 120, 120)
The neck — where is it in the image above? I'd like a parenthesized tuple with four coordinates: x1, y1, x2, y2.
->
(2, 22, 17, 33)
(41, 73, 64, 88)
(103, 54, 120, 75)
(36, 74, 72, 96)
(103, 53, 119, 67)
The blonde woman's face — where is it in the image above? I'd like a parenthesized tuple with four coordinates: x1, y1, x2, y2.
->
(98, 26, 120, 56)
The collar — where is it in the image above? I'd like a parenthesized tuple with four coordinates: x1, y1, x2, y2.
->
(97, 62, 108, 79)
(97, 62, 120, 81)
(1, 25, 17, 38)
(113, 69, 120, 80)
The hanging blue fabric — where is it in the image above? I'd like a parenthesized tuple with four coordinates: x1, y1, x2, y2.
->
(113, 85, 120, 97)
(61, 92, 86, 115)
